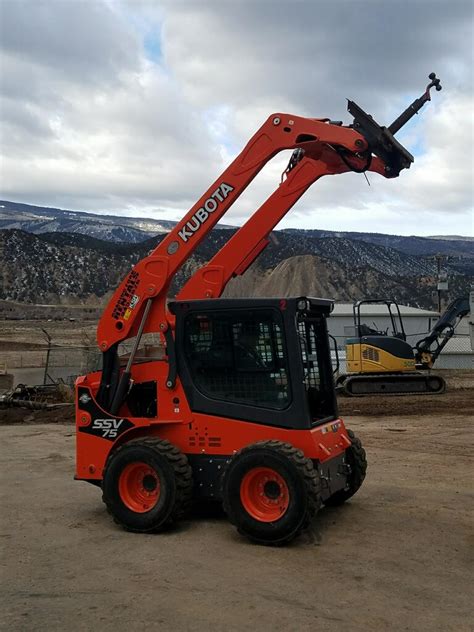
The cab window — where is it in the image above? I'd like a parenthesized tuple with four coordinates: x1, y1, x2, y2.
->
(183, 310, 290, 410)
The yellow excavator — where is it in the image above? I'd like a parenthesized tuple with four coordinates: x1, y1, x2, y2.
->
(336, 297, 470, 396)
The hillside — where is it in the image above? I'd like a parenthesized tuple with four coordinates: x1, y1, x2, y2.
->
(1, 200, 472, 263)
(0, 230, 135, 303)
(223, 255, 425, 305)
(282, 228, 474, 258)
(0, 229, 471, 309)
(0, 200, 176, 244)
(0, 200, 472, 309)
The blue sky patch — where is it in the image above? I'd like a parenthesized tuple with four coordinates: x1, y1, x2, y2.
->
(144, 31, 162, 64)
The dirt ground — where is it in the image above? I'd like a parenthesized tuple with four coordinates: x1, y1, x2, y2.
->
(337, 371, 474, 417)
(1, 407, 472, 631)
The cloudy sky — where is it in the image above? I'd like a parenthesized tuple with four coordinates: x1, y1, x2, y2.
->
(0, 0, 472, 236)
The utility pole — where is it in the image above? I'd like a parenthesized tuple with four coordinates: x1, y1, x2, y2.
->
(435, 254, 448, 314)
(41, 329, 52, 385)
(469, 287, 474, 352)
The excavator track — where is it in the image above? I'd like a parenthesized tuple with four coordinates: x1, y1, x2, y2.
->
(337, 372, 446, 397)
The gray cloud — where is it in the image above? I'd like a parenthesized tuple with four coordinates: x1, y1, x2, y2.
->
(0, 0, 472, 234)
(1, 0, 141, 86)
(162, 1, 471, 116)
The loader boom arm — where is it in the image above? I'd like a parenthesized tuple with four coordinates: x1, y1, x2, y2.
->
(97, 114, 380, 352)
(95, 75, 441, 413)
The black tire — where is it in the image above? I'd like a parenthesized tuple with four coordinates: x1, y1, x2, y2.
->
(222, 440, 320, 546)
(102, 437, 193, 533)
(324, 429, 367, 506)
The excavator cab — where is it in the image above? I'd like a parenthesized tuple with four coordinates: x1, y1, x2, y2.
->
(354, 299, 407, 340)
(345, 299, 416, 378)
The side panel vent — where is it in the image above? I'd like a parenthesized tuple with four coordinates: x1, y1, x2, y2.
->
(188, 436, 222, 448)
(362, 347, 380, 362)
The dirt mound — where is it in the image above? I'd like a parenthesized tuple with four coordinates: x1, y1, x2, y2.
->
(0, 405, 74, 425)
(2, 388, 472, 426)
(338, 388, 474, 417)
(338, 371, 474, 417)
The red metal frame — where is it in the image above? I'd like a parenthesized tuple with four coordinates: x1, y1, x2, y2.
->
(76, 365, 351, 482)
(77, 110, 402, 483)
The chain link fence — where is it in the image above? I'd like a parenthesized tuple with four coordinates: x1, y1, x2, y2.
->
(4, 347, 99, 388)
(3, 331, 472, 390)
(3, 332, 166, 389)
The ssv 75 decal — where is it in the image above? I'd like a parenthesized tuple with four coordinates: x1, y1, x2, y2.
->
(92, 419, 124, 438)
(80, 417, 134, 441)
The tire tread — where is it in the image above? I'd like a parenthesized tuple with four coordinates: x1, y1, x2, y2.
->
(102, 437, 192, 531)
(222, 440, 321, 545)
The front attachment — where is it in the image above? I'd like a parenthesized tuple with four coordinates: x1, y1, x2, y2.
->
(348, 73, 442, 177)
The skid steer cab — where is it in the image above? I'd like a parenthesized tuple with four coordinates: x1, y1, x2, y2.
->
(76, 297, 366, 545)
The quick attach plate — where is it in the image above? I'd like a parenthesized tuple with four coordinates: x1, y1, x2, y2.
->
(348, 100, 414, 177)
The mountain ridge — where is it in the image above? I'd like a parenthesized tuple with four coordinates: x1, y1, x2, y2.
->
(0, 228, 470, 310)
(1, 200, 472, 258)
(0, 200, 471, 310)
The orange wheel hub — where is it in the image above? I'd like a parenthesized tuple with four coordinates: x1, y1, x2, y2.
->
(118, 462, 160, 513)
(240, 467, 290, 522)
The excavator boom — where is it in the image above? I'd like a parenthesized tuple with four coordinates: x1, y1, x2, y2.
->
(415, 297, 470, 367)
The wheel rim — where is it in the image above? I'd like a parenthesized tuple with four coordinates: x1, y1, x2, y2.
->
(240, 467, 290, 522)
(118, 461, 161, 513)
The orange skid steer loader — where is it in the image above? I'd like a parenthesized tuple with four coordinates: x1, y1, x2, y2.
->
(75, 74, 441, 545)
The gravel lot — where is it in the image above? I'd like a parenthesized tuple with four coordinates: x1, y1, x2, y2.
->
(1, 408, 472, 632)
